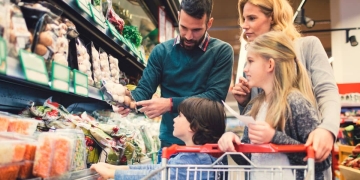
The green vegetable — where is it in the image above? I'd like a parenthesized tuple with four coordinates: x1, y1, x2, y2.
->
(123, 25, 143, 47)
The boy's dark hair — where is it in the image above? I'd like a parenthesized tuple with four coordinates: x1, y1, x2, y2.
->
(178, 97, 226, 145)
(180, 0, 213, 21)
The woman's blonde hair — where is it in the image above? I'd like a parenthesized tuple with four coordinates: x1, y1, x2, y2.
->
(246, 31, 315, 131)
(238, 0, 301, 41)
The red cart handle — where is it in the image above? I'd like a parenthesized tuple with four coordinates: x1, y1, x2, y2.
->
(162, 143, 315, 160)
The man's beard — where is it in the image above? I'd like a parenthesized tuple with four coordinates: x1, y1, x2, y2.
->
(180, 31, 207, 50)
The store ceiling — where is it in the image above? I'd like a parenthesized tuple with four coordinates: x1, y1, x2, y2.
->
(209, 0, 331, 75)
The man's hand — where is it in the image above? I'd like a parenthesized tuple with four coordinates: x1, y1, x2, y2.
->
(137, 98, 172, 119)
(218, 132, 241, 152)
(90, 163, 115, 180)
(305, 128, 334, 162)
(112, 105, 131, 117)
(232, 77, 251, 106)
(248, 121, 275, 144)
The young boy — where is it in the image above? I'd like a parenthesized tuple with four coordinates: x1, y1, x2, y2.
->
(91, 97, 226, 180)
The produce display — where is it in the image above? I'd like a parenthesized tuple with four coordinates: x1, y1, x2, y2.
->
(76, 38, 94, 86)
(99, 49, 111, 82)
(109, 55, 120, 84)
(0, 162, 22, 180)
(0, 141, 26, 164)
(107, 7, 125, 34)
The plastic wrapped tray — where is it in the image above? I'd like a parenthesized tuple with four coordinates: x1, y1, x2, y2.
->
(0, 140, 26, 164)
(0, 161, 24, 180)
(7, 117, 39, 135)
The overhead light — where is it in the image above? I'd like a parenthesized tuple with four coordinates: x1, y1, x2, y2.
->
(346, 29, 358, 47)
(294, 8, 315, 28)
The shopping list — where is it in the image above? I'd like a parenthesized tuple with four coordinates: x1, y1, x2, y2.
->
(222, 100, 255, 126)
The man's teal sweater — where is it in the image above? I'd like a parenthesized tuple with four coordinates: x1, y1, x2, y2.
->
(131, 37, 233, 145)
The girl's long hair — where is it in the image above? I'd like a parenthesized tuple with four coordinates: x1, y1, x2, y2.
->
(246, 31, 316, 131)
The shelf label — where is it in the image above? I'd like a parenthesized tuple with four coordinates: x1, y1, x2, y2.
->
(51, 62, 70, 93)
(0, 37, 6, 64)
(89, 4, 105, 28)
(73, 69, 88, 97)
(0, 37, 6, 74)
(75, 0, 91, 16)
(19, 50, 49, 86)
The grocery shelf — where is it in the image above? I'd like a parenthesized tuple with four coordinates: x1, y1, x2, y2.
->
(46, 0, 145, 77)
(0, 57, 110, 113)
(341, 102, 360, 107)
(160, 0, 180, 26)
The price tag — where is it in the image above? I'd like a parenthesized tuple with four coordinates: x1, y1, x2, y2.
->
(89, 4, 105, 28)
(51, 62, 70, 93)
(75, 0, 91, 16)
(73, 69, 88, 97)
(19, 50, 49, 85)
(0, 37, 7, 74)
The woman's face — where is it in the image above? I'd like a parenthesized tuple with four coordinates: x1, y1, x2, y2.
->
(242, 2, 273, 42)
(244, 52, 273, 88)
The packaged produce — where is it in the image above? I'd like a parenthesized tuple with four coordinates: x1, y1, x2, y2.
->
(90, 127, 112, 147)
(81, 128, 100, 164)
(50, 136, 72, 177)
(0, 161, 23, 180)
(106, 7, 124, 34)
(100, 80, 135, 109)
(33, 133, 73, 178)
(87, 42, 101, 88)
(0, 132, 37, 161)
(0, 140, 26, 164)
(108, 55, 120, 84)
(7, 117, 39, 135)
(32, 134, 53, 178)
(0, 114, 11, 132)
(7, 4, 32, 58)
(99, 48, 111, 82)
(99, 147, 123, 165)
(139, 125, 153, 154)
(56, 129, 87, 171)
(75, 38, 94, 86)
(18, 161, 34, 179)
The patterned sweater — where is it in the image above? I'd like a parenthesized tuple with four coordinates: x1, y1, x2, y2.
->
(232, 91, 331, 180)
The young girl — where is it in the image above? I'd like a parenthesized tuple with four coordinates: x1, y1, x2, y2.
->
(91, 97, 226, 180)
(218, 31, 331, 180)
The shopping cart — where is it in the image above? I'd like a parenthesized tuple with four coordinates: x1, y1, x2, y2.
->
(141, 143, 315, 180)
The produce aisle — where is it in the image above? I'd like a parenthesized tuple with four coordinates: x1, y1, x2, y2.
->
(0, 0, 178, 179)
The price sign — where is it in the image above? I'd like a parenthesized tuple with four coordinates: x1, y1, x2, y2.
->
(89, 4, 105, 28)
(19, 50, 49, 85)
(51, 62, 70, 93)
(75, 0, 91, 15)
(0, 37, 7, 74)
(73, 69, 88, 97)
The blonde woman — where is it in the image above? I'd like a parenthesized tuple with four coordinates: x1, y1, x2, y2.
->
(230, 0, 340, 164)
(219, 31, 329, 180)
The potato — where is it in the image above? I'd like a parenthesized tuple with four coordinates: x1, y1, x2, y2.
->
(124, 96, 131, 106)
(130, 101, 136, 109)
(114, 84, 125, 96)
(35, 44, 47, 56)
(39, 31, 53, 46)
(9, 30, 16, 43)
